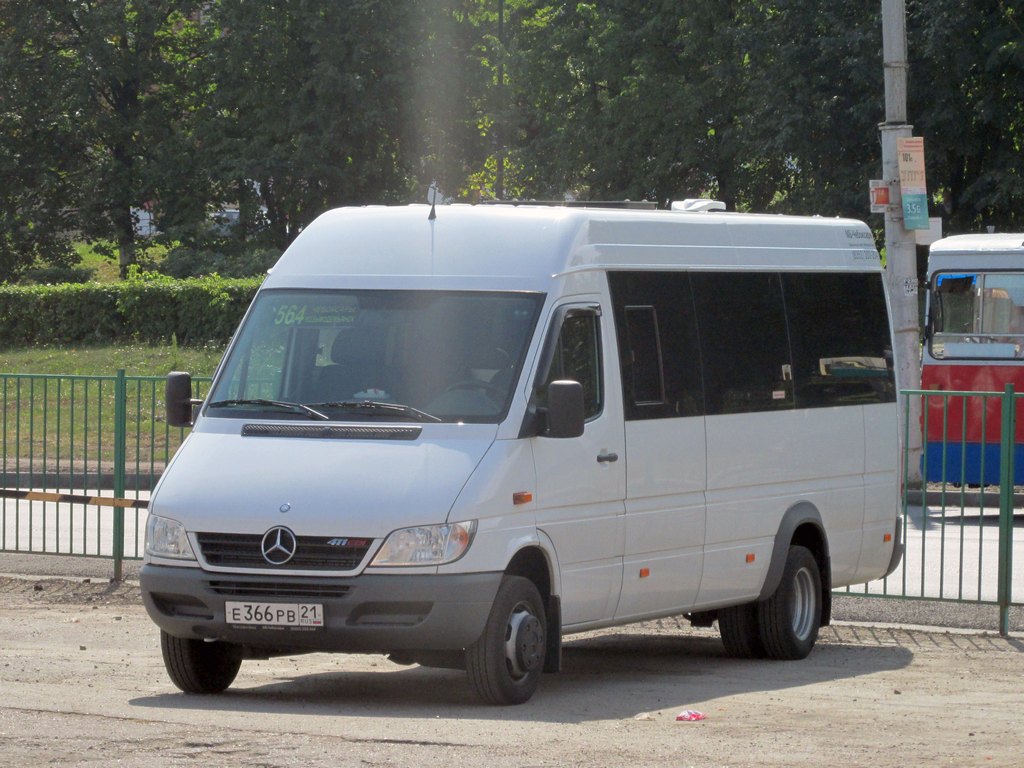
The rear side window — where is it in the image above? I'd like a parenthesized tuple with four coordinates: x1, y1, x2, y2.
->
(691, 272, 793, 415)
(782, 273, 896, 407)
(609, 269, 894, 418)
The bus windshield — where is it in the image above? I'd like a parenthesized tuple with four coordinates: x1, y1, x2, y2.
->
(207, 289, 544, 423)
(930, 271, 1024, 359)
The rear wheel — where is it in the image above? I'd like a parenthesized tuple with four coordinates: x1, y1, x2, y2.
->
(758, 545, 821, 660)
(160, 631, 242, 694)
(466, 575, 546, 705)
(718, 602, 767, 658)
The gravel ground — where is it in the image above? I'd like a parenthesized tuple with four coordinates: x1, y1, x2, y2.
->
(2, 572, 1023, 768)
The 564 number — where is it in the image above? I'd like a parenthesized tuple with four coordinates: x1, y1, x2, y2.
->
(273, 304, 307, 326)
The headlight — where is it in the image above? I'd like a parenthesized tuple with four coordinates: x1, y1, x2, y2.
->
(370, 521, 476, 567)
(145, 514, 196, 560)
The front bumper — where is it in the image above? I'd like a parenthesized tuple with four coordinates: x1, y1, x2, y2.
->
(141, 564, 502, 654)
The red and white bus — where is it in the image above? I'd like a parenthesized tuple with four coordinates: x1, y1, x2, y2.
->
(922, 234, 1024, 484)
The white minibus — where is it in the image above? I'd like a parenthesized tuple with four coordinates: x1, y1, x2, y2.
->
(142, 202, 903, 704)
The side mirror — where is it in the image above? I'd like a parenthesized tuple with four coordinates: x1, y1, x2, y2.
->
(166, 371, 197, 427)
(545, 380, 585, 438)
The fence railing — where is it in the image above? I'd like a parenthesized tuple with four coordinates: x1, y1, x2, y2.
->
(839, 384, 1021, 635)
(0, 371, 209, 578)
(1, 373, 1020, 633)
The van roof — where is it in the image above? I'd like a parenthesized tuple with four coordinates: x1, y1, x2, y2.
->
(263, 205, 879, 291)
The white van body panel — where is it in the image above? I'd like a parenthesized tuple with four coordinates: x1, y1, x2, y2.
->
(140, 204, 900, 699)
(614, 416, 706, 621)
(698, 406, 869, 606)
(152, 423, 496, 566)
(532, 294, 627, 628)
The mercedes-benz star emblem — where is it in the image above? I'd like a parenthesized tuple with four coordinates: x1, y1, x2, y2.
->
(261, 526, 298, 565)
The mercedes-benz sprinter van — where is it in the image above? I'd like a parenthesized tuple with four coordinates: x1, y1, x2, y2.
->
(141, 202, 903, 704)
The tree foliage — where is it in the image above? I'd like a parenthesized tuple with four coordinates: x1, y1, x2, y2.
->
(910, 0, 1024, 231)
(2, 0, 1023, 283)
(0, 1, 211, 279)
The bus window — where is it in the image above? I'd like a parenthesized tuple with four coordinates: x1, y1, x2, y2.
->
(930, 271, 1024, 359)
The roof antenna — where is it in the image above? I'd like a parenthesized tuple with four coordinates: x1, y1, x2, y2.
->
(427, 181, 438, 221)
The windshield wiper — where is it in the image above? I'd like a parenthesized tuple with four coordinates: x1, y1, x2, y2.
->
(208, 399, 330, 421)
(310, 400, 442, 423)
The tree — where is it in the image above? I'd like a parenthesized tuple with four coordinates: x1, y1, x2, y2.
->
(196, 0, 418, 251)
(740, 0, 883, 219)
(405, 1, 497, 201)
(0, 1, 211, 279)
(911, 0, 1024, 233)
(500, 1, 788, 207)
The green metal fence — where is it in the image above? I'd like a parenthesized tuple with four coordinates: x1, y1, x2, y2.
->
(1, 373, 1020, 634)
(840, 385, 1022, 635)
(0, 371, 209, 578)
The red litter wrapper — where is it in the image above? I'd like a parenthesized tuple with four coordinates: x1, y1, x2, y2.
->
(675, 710, 706, 722)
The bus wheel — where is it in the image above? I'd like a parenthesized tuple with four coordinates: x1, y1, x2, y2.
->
(160, 631, 242, 693)
(466, 575, 546, 705)
(718, 602, 766, 658)
(758, 545, 821, 659)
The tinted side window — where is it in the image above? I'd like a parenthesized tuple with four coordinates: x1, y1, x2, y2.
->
(609, 271, 704, 420)
(692, 272, 793, 415)
(544, 311, 603, 419)
(624, 306, 665, 404)
(782, 272, 896, 407)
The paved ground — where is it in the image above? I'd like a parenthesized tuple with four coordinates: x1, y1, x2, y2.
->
(1, 566, 1023, 767)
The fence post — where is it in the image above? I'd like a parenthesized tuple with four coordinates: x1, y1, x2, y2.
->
(997, 383, 1015, 636)
(112, 369, 127, 581)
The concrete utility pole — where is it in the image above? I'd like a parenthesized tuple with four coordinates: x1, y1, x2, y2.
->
(880, 0, 923, 484)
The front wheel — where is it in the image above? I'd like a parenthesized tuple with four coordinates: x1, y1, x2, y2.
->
(466, 575, 547, 705)
(160, 631, 242, 694)
(758, 545, 821, 660)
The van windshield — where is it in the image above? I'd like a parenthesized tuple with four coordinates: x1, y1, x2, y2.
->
(206, 289, 544, 423)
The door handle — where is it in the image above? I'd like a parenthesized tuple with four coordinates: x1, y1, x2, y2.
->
(596, 452, 619, 463)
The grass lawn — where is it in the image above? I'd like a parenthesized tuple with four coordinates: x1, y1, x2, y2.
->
(0, 343, 225, 378)
(0, 344, 227, 480)
(72, 240, 171, 284)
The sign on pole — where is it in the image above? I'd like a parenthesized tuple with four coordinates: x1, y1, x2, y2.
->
(869, 179, 890, 213)
(897, 136, 929, 229)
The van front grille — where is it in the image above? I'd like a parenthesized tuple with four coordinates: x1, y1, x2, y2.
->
(207, 579, 353, 599)
(196, 532, 372, 571)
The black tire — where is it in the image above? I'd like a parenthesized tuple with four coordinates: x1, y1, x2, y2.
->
(718, 602, 767, 658)
(160, 631, 243, 694)
(466, 575, 547, 705)
(758, 545, 821, 660)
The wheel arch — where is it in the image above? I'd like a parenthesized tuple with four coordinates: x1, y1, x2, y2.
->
(505, 545, 552, 600)
(758, 502, 832, 626)
(504, 543, 562, 672)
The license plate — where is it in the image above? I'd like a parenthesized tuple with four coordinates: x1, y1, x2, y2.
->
(225, 601, 324, 628)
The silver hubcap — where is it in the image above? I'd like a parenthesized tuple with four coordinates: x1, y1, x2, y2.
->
(790, 566, 816, 640)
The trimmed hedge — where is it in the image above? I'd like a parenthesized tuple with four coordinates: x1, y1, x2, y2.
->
(0, 274, 261, 348)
